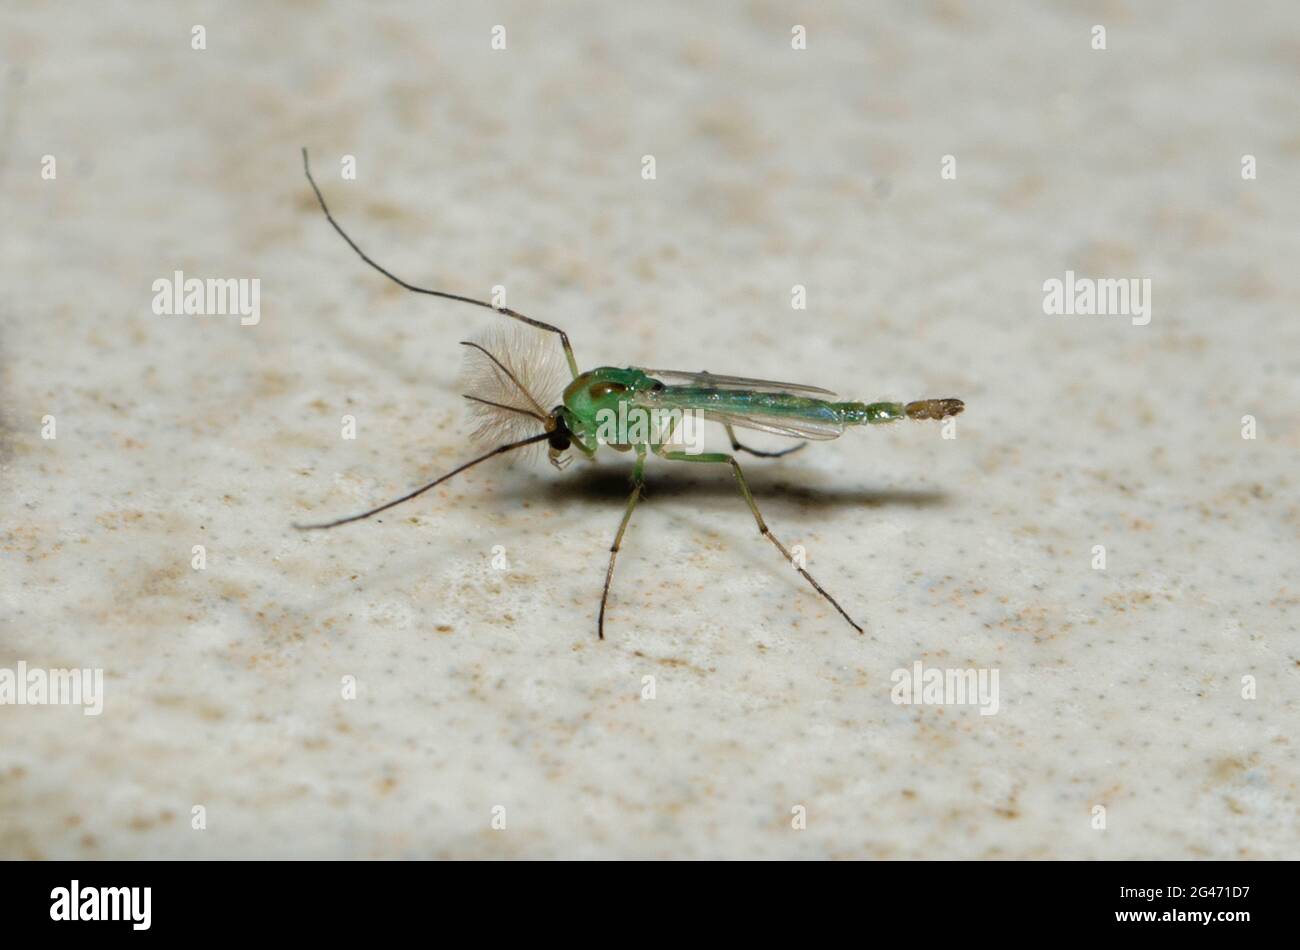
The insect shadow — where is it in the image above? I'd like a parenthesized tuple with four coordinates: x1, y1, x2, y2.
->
(513, 464, 950, 510)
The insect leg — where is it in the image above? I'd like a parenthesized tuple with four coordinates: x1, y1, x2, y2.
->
(597, 449, 647, 640)
(723, 423, 807, 459)
(569, 431, 598, 458)
(654, 448, 863, 634)
(293, 431, 550, 530)
(301, 147, 581, 378)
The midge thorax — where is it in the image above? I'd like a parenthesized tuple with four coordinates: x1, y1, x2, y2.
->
(295, 149, 965, 638)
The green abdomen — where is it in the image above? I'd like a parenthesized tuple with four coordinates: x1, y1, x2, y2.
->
(660, 388, 903, 426)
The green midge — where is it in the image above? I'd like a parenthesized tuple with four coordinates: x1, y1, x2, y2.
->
(297, 147, 965, 640)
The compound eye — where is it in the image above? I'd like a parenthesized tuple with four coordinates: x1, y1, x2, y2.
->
(588, 381, 627, 400)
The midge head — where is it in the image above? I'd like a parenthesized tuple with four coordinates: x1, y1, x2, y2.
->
(457, 327, 581, 468)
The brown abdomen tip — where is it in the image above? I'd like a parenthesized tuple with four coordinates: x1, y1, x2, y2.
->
(904, 398, 964, 420)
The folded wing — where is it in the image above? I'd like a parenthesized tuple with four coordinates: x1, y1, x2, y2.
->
(633, 368, 837, 397)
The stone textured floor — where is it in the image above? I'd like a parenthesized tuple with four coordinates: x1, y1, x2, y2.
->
(2, 1, 1297, 858)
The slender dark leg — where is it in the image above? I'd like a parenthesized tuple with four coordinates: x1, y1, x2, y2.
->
(301, 147, 581, 378)
(655, 449, 863, 633)
(294, 432, 550, 530)
(723, 423, 806, 459)
(598, 451, 647, 639)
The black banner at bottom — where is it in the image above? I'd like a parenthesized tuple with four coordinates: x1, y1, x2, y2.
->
(0, 859, 1286, 938)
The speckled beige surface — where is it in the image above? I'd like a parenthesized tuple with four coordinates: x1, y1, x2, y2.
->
(2, 1, 1297, 859)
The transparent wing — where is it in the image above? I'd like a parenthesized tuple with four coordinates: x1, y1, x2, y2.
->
(699, 407, 844, 440)
(634, 368, 837, 398)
